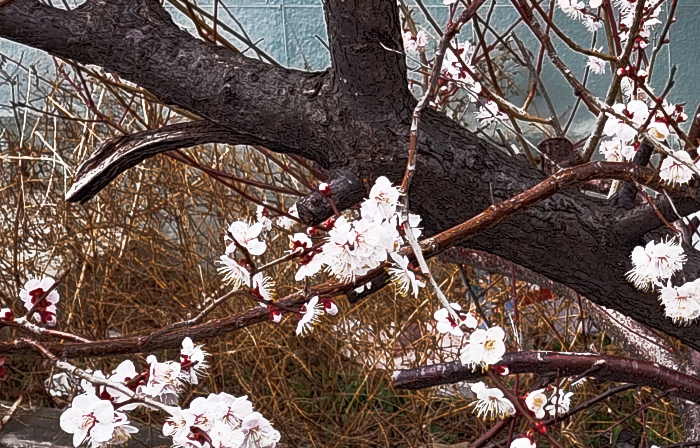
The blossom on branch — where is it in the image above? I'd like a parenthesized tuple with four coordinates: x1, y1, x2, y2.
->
(60, 394, 137, 448)
(296, 296, 323, 336)
(360, 176, 401, 222)
(659, 150, 696, 186)
(545, 388, 574, 417)
(241, 412, 281, 448)
(627, 239, 686, 290)
(388, 252, 425, 298)
(256, 206, 272, 231)
(525, 388, 548, 419)
(143, 356, 182, 404)
(475, 100, 507, 125)
(460, 326, 506, 367)
(603, 100, 649, 142)
(225, 221, 267, 256)
(433, 302, 477, 337)
(20, 276, 60, 326)
(659, 280, 700, 325)
(586, 51, 606, 75)
(583, 16, 603, 32)
(180, 337, 208, 385)
(320, 297, 339, 315)
(511, 437, 536, 448)
(0, 308, 13, 321)
(470, 381, 515, 420)
(217, 255, 251, 290)
(557, 0, 585, 19)
(402, 30, 427, 53)
(600, 139, 636, 162)
(250, 272, 275, 307)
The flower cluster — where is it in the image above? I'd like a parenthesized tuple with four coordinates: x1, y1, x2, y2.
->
(19, 276, 60, 326)
(659, 279, 700, 325)
(216, 177, 428, 336)
(626, 237, 700, 324)
(626, 239, 686, 291)
(504, 388, 574, 448)
(164, 394, 280, 448)
(60, 337, 277, 448)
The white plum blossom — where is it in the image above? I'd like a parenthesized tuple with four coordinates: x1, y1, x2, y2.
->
(659, 150, 696, 186)
(659, 280, 700, 324)
(586, 51, 606, 75)
(296, 296, 323, 336)
(161, 392, 278, 448)
(162, 407, 195, 444)
(226, 221, 267, 256)
(321, 216, 395, 282)
(320, 297, 339, 315)
(627, 239, 686, 290)
(387, 252, 425, 298)
(511, 437, 536, 448)
(460, 326, 506, 367)
(647, 119, 670, 140)
(476, 100, 507, 124)
(60, 394, 135, 448)
(433, 302, 477, 337)
(583, 16, 603, 32)
(604, 100, 649, 142)
(241, 412, 281, 448)
(20, 276, 60, 326)
(589, 0, 602, 7)
(256, 206, 272, 231)
(545, 389, 574, 417)
(143, 356, 181, 404)
(210, 424, 245, 448)
(217, 255, 251, 290)
(558, 0, 585, 19)
(600, 139, 636, 162)
(525, 389, 548, 419)
(402, 30, 427, 53)
(250, 272, 275, 307)
(209, 392, 254, 426)
(99, 360, 141, 410)
(360, 176, 401, 221)
(0, 307, 13, 321)
(289, 232, 313, 251)
(179, 337, 208, 385)
(290, 233, 324, 281)
(444, 42, 477, 81)
(470, 382, 515, 420)
(295, 254, 324, 281)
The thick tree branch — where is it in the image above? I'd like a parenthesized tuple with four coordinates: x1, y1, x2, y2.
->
(66, 121, 270, 203)
(322, 0, 410, 110)
(392, 351, 700, 405)
(0, 0, 334, 164)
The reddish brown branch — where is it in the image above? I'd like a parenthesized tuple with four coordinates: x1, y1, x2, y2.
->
(392, 351, 700, 404)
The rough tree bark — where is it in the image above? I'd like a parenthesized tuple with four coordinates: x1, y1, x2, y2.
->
(3, 0, 700, 354)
